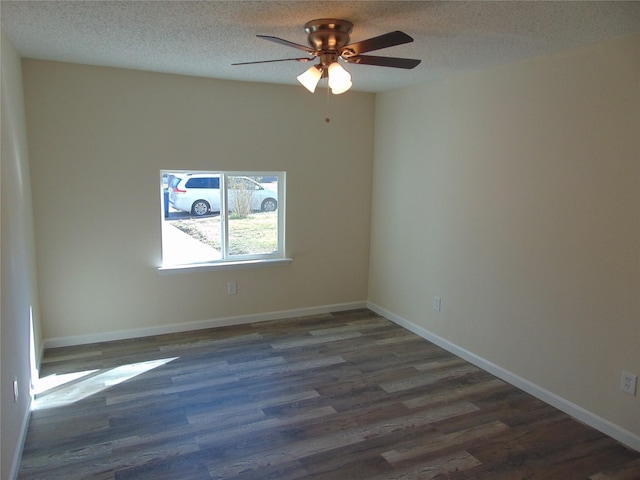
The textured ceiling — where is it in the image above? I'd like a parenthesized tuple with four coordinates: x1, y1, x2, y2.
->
(2, 1, 639, 93)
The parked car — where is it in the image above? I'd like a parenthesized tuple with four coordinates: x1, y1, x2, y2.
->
(168, 174, 278, 216)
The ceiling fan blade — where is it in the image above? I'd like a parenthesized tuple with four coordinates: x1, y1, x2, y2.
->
(341, 31, 414, 56)
(257, 35, 316, 54)
(232, 57, 313, 66)
(345, 55, 421, 69)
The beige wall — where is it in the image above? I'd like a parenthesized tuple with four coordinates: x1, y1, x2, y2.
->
(369, 34, 640, 441)
(22, 61, 374, 342)
(1, 29, 42, 479)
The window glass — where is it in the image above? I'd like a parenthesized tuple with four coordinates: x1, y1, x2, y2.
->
(161, 171, 285, 267)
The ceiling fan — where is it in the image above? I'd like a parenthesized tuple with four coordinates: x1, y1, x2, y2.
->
(232, 19, 421, 94)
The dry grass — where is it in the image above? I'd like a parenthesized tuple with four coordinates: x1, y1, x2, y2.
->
(170, 211, 278, 255)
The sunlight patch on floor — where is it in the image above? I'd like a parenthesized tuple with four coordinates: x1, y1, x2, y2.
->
(32, 357, 178, 410)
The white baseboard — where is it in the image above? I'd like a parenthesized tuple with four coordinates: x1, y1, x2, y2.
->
(367, 301, 640, 453)
(43, 301, 368, 349)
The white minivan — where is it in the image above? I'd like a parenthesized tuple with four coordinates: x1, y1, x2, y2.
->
(169, 174, 278, 216)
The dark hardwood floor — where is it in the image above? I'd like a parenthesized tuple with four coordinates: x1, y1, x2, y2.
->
(18, 310, 640, 479)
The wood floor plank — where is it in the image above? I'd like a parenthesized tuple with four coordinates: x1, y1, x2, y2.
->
(18, 309, 640, 479)
(372, 449, 482, 480)
(381, 420, 511, 465)
(590, 457, 640, 479)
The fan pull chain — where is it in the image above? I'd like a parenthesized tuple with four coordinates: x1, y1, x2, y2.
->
(325, 84, 331, 123)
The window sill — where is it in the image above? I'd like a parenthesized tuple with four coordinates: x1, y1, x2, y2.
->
(158, 258, 292, 275)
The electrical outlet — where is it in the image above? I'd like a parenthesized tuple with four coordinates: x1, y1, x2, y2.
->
(227, 281, 237, 295)
(621, 371, 637, 396)
(13, 379, 19, 402)
(433, 296, 441, 312)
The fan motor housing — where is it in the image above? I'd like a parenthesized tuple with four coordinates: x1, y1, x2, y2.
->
(304, 19, 353, 51)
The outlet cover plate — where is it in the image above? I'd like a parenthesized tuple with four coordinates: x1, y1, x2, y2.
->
(621, 371, 637, 396)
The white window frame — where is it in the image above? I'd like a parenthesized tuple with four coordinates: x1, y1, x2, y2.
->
(159, 170, 290, 273)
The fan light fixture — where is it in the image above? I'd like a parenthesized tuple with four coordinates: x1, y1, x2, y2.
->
(296, 65, 323, 93)
(297, 61, 352, 94)
(327, 62, 352, 94)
